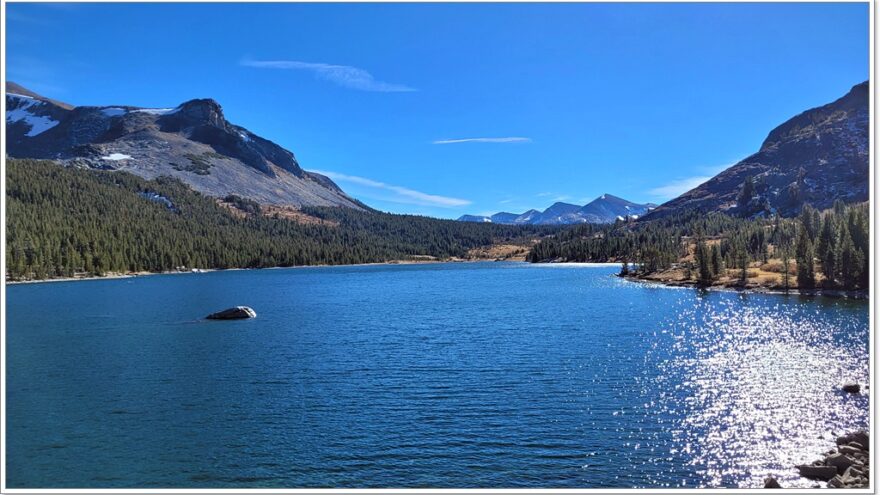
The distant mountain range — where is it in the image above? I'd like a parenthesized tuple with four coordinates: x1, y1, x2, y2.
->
(646, 81, 869, 219)
(458, 194, 656, 225)
(5, 82, 364, 209)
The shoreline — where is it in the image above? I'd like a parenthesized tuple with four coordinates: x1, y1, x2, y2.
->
(4, 258, 515, 285)
(619, 273, 868, 300)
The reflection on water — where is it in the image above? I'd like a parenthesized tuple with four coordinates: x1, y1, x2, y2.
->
(658, 296, 869, 487)
(5, 263, 869, 488)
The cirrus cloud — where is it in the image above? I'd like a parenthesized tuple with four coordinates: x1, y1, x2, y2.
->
(311, 170, 471, 208)
(433, 137, 532, 145)
(241, 59, 416, 93)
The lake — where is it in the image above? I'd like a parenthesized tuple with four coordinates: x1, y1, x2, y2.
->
(5, 262, 869, 488)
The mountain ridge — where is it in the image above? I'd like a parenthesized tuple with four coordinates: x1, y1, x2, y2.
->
(459, 194, 656, 225)
(5, 82, 365, 209)
(646, 81, 869, 219)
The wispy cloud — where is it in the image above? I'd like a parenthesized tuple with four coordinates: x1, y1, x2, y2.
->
(433, 137, 532, 145)
(536, 192, 571, 202)
(647, 163, 735, 201)
(648, 176, 712, 200)
(311, 170, 471, 208)
(241, 59, 415, 92)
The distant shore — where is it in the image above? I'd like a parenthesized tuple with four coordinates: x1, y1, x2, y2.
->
(620, 273, 868, 299)
(4, 257, 498, 285)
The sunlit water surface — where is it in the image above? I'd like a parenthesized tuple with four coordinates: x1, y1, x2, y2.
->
(6, 263, 868, 488)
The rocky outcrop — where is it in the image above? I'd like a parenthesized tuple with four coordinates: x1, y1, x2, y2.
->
(206, 306, 257, 320)
(646, 81, 868, 219)
(794, 431, 870, 488)
(5, 82, 365, 209)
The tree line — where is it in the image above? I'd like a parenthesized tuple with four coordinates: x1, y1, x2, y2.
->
(528, 202, 869, 291)
(5, 159, 556, 280)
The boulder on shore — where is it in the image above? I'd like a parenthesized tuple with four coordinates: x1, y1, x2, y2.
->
(206, 306, 256, 320)
(796, 464, 838, 480)
(824, 453, 858, 474)
(836, 431, 869, 450)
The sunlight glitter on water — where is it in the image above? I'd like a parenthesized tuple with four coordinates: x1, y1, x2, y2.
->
(658, 297, 869, 488)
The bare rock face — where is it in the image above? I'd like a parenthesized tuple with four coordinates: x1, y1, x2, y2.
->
(646, 81, 868, 219)
(206, 306, 257, 320)
(5, 82, 366, 210)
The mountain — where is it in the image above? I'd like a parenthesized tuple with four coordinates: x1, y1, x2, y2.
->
(578, 194, 656, 223)
(5, 82, 364, 209)
(458, 194, 655, 225)
(536, 202, 583, 224)
(647, 81, 869, 219)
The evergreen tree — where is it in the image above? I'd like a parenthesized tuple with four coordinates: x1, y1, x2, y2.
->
(695, 237, 713, 286)
(795, 225, 815, 289)
(817, 214, 837, 287)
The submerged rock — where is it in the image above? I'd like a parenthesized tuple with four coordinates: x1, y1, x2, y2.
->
(842, 383, 861, 394)
(206, 306, 256, 320)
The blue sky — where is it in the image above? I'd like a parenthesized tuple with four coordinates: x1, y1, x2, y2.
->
(6, 2, 869, 218)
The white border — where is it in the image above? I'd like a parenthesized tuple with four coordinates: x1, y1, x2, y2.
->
(0, 0, 875, 493)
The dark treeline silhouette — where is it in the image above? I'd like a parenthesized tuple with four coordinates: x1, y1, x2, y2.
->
(528, 202, 869, 291)
(6, 160, 557, 280)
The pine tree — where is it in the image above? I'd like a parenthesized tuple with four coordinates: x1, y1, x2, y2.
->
(817, 214, 837, 287)
(710, 244, 723, 278)
(795, 225, 815, 289)
(781, 250, 791, 292)
(695, 237, 713, 286)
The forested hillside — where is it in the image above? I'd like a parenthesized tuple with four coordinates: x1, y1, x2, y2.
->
(5, 160, 555, 280)
(528, 203, 869, 291)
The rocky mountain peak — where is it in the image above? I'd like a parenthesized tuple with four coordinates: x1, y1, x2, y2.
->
(5, 82, 364, 210)
(171, 98, 226, 128)
(760, 81, 868, 152)
(646, 81, 868, 219)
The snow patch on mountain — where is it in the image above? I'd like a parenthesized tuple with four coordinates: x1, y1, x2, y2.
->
(132, 107, 180, 115)
(101, 107, 127, 117)
(6, 98, 60, 136)
(101, 153, 133, 161)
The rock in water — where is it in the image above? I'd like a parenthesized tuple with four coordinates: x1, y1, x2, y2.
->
(796, 464, 838, 480)
(206, 306, 256, 320)
(842, 383, 861, 394)
(836, 431, 869, 450)
(825, 453, 858, 474)
(763, 477, 781, 488)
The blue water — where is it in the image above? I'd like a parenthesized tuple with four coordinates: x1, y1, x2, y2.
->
(6, 263, 869, 488)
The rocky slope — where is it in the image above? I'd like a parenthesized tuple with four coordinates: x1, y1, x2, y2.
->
(459, 194, 655, 225)
(5, 82, 365, 209)
(647, 81, 869, 219)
